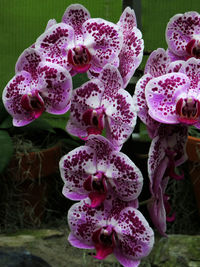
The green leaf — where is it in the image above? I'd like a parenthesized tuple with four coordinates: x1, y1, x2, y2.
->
(19, 118, 55, 133)
(0, 115, 13, 129)
(0, 130, 13, 173)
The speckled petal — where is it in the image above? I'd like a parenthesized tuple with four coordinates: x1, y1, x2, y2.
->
(105, 151, 143, 201)
(166, 11, 200, 57)
(66, 80, 104, 138)
(179, 57, 200, 92)
(45, 19, 57, 31)
(2, 71, 39, 126)
(167, 60, 185, 73)
(118, 7, 143, 87)
(82, 19, 123, 72)
(15, 48, 42, 79)
(68, 199, 107, 247)
(62, 4, 90, 43)
(59, 145, 96, 200)
(104, 89, 137, 148)
(35, 23, 74, 68)
(114, 207, 154, 260)
(38, 62, 72, 114)
(145, 73, 191, 124)
(86, 135, 115, 172)
(144, 48, 170, 77)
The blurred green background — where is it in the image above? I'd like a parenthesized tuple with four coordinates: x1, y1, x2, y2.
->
(0, 0, 199, 129)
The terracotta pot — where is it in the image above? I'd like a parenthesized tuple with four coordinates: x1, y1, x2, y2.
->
(6, 142, 62, 226)
(186, 136, 200, 215)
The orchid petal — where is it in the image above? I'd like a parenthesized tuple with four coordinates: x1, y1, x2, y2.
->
(45, 19, 57, 31)
(35, 23, 74, 68)
(105, 151, 143, 201)
(82, 19, 123, 72)
(114, 207, 154, 260)
(144, 48, 170, 77)
(62, 4, 90, 43)
(15, 47, 42, 79)
(66, 79, 104, 138)
(167, 60, 185, 73)
(68, 232, 94, 249)
(59, 146, 96, 200)
(166, 11, 200, 57)
(38, 62, 72, 114)
(2, 71, 40, 126)
(146, 73, 191, 124)
(118, 7, 143, 87)
(67, 199, 107, 247)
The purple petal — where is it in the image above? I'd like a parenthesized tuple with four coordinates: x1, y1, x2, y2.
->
(166, 11, 200, 57)
(35, 23, 74, 68)
(67, 199, 107, 247)
(38, 62, 72, 114)
(144, 48, 170, 77)
(105, 151, 143, 201)
(118, 7, 143, 87)
(114, 252, 140, 267)
(15, 48, 42, 79)
(114, 207, 154, 260)
(59, 146, 96, 199)
(68, 232, 94, 249)
(179, 57, 200, 91)
(167, 60, 185, 73)
(2, 71, 40, 126)
(66, 80, 104, 138)
(146, 73, 190, 124)
(62, 4, 90, 43)
(82, 19, 123, 72)
(104, 89, 137, 147)
(166, 48, 187, 62)
(45, 19, 57, 31)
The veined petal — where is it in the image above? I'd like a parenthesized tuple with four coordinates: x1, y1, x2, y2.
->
(62, 4, 90, 43)
(105, 151, 143, 201)
(2, 71, 40, 126)
(35, 23, 74, 68)
(66, 80, 104, 138)
(15, 47, 42, 79)
(114, 207, 154, 260)
(144, 48, 170, 77)
(59, 146, 96, 199)
(145, 73, 191, 124)
(38, 62, 72, 114)
(82, 18, 123, 71)
(166, 11, 200, 57)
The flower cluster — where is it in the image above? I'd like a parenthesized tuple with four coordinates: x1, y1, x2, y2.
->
(2, 3, 200, 267)
(135, 11, 200, 236)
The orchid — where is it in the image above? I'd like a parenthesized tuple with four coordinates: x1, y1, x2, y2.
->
(68, 198, 154, 267)
(135, 48, 184, 138)
(35, 4, 123, 77)
(66, 64, 137, 149)
(2, 48, 72, 126)
(60, 135, 143, 207)
(166, 11, 200, 61)
(145, 57, 200, 128)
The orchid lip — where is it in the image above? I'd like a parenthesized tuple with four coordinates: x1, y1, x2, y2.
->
(186, 38, 200, 58)
(68, 45, 92, 73)
(176, 97, 200, 125)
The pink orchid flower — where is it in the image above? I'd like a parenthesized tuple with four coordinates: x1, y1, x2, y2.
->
(145, 57, 200, 128)
(68, 198, 154, 267)
(35, 4, 123, 77)
(59, 135, 143, 208)
(166, 11, 200, 61)
(2, 48, 72, 126)
(66, 64, 137, 149)
(135, 48, 184, 138)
